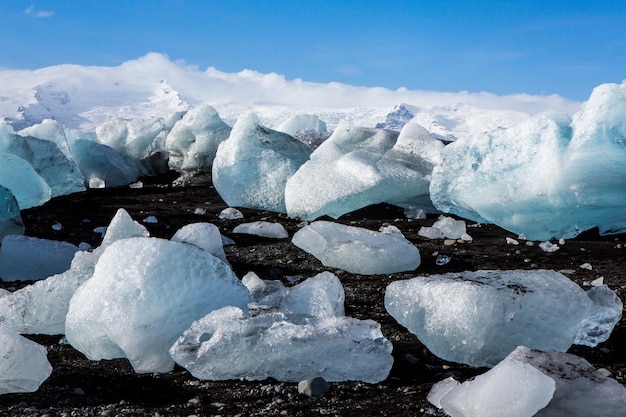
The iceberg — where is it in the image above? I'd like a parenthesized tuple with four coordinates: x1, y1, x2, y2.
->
(0, 235, 79, 281)
(292, 220, 420, 274)
(165, 104, 231, 176)
(0, 151, 51, 209)
(384, 270, 622, 367)
(0, 326, 52, 395)
(0, 185, 24, 241)
(170, 272, 393, 382)
(212, 112, 311, 213)
(0, 208, 148, 335)
(70, 138, 140, 188)
(285, 121, 443, 221)
(65, 236, 252, 373)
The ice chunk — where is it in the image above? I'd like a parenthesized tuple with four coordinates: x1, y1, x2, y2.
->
(0, 235, 79, 281)
(292, 221, 420, 275)
(0, 185, 24, 241)
(385, 270, 622, 367)
(65, 237, 251, 373)
(575, 284, 624, 346)
(170, 306, 393, 383)
(218, 207, 244, 220)
(70, 138, 140, 187)
(275, 114, 329, 149)
(165, 105, 231, 175)
(432, 216, 467, 239)
(430, 348, 556, 417)
(417, 226, 445, 239)
(0, 152, 51, 209)
(285, 122, 443, 221)
(0, 326, 52, 395)
(170, 222, 229, 265)
(0, 209, 148, 335)
(232, 221, 289, 239)
(213, 112, 311, 212)
(18, 119, 73, 160)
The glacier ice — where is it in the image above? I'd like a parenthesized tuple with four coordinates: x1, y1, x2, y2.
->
(430, 82, 626, 240)
(0, 326, 52, 395)
(165, 104, 231, 176)
(275, 114, 330, 149)
(0, 208, 148, 335)
(213, 112, 311, 213)
(0, 185, 24, 241)
(0, 151, 51, 209)
(170, 222, 229, 264)
(170, 272, 393, 382)
(285, 121, 443, 221)
(384, 270, 622, 367)
(65, 236, 251, 373)
(70, 138, 140, 188)
(430, 346, 626, 417)
(0, 235, 79, 281)
(232, 221, 289, 239)
(292, 220, 420, 274)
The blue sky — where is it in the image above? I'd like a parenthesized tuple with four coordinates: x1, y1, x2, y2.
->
(2, 1, 625, 100)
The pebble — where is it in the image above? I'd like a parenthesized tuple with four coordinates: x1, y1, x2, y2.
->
(298, 377, 329, 397)
(443, 239, 456, 246)
(101, 410, 117, 417)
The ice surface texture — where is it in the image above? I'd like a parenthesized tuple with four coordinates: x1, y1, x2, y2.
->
(385, 270, 622, 367)
(0, 326, 52, 395)
(70, 139, 139, 188)
(292, 221, 420, 275)
(171, 272, 393, 382)
(431, 81, 626, 240)
(0, 185, 24, 240)
(65, 236, 251, 373)
(213, 112, 311, 213)
(430, 346, 626, 417)
(285, 122, 443, 221)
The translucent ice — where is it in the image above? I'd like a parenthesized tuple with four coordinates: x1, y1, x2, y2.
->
(285, 122, 443, 221)
(0, 185, 24, 241)
(0, 208, 148, 335)
(170, 222, 229, 265)
(432, 216, 467, 239)
(165, 105, 231, 174)
(232, 221, 289, 239)
(385, 270, 622, 367)
(213, 112, 311, 212)
(0, 326, 52, 395)
(0, 152, 51, 209)
(65, 236, 251, 373)
(0, 235, 79, 281)
(292, 220, 420, 274)
(70, 138, 140, 187)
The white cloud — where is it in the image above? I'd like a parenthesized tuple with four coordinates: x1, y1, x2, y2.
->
(25, 4, 54, 18)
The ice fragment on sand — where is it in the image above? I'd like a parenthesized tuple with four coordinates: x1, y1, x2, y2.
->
(0, 326, 52, 395)
(232, 221, 288, 239)
(171, 222, 229, 264)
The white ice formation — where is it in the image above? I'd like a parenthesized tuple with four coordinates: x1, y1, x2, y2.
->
(170, 272, 393, 382)
(385, 270, 622, 367)
(292, 220, 420, 274)
(213, 112, 311, 212)
(65, 236, 251, 373)
(285, 122, 443, 221)
(0, 326, 53, 395)
(0, 185, 24, 241)
(70, 138, 140, 188)
(430, 346, 626, 417)
(170, 222, 229, 264)
(232, 221, 289, 239)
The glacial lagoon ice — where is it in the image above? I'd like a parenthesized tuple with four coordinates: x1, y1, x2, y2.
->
(170, 272, 393, 382)
(0, 151, 51, 209)
(0, 208, 148, 335)
(232, 221, 289, 239)
(384, 270, 622, 367)
(213, 112, 311, 213)
(0, 185, 24, 241)
(292, 220, 420, 274)
(70, 138, 140, 188)
(165, 104, 231, 175)
(430, 346, 626, 417)
(65, 236, 252, 373)
(0, 235, 79, 281)
(170, 222, 229, 264)
(0, 326, 52, 395)
(285, 121, 443, 221)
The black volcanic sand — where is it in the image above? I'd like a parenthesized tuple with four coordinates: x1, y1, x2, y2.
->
(0, 172, 624, 416)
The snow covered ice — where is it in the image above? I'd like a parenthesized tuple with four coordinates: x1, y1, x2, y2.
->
(292, 220, 420, 275)
(285, 121, 443, 221)
(430, 346, 626, 417)
(65, 236, 251, 374)
(0, 326, 52, 395)
(165, 104, 231, 177)
(384, 269, 622, 367)
(0, 235, 79, 281)
(213, 112, 311, 213)
(0, 185, 24, 240)
(170, 272, 393, 383)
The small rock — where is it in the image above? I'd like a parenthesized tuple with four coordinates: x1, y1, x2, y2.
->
(101, 410, 117, 417)
(72, 387, 86, 395)
(580, 263, 593, 270)
(443, 239, 456, 246)
(539, 241, 559, 252)
(297, 377, 329, 397)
